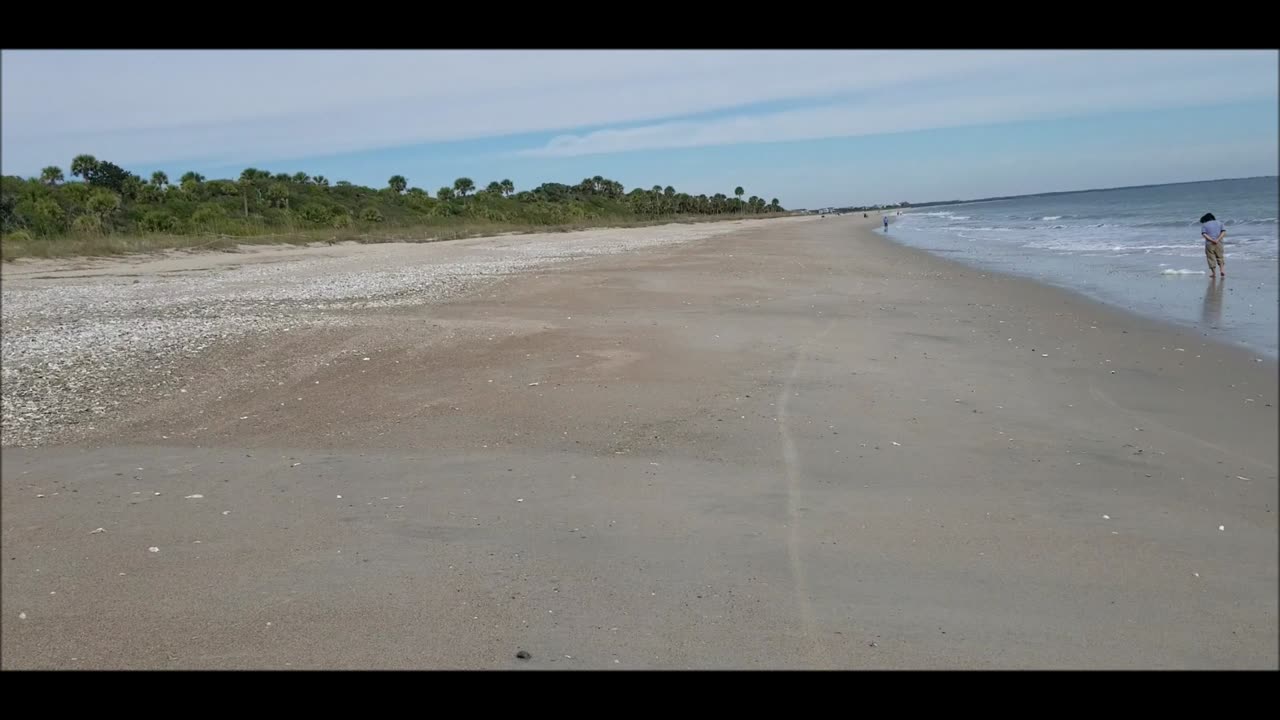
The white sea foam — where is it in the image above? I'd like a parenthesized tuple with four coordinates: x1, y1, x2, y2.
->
(1161, 268, 1206, 275)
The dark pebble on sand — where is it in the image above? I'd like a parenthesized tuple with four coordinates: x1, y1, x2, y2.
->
(516, 650, 531, 660)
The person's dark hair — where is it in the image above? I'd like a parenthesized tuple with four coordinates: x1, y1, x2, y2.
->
(1200, 213, 1216, 223)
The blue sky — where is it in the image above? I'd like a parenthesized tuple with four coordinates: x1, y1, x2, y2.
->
(3, 50, 1276, 208)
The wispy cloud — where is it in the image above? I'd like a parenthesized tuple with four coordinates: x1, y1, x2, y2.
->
(0, 50, 1009, 172)
(1, 50, 1274, 174)
(521, 52, 1278, 157)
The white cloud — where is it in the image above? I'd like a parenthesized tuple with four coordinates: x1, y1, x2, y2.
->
(523, 52, 1279, 157)
(1, 50, 1275, 174)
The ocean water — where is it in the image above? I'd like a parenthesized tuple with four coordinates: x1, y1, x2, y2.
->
(889, 177, 1279, 357)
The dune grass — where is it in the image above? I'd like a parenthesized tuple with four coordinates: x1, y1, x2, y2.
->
(1, 214, 772, 263)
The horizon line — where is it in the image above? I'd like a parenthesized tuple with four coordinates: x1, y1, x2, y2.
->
(868, 175, 1278, 211)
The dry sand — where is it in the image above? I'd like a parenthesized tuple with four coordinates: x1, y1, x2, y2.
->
(2, 215, 1275, 669)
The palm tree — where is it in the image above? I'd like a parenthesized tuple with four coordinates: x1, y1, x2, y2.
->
(388, 175, 408, 193)
(501, 179, 515, 197)
(453, 177, 475, 197)
(313, 175, 329, 187)
(734, 186, 745, 209)
(486, 181, 504, 195)
(150, 171, 168, 188)
(769, 198, 781, 212)
(293, 172, 310, 184)
(266, 183, 290, 209)
(70, 154, 98, 180)
(40, 166, 64, 186)
(438, 187, 456, 201)
(177, 172, 204, 197)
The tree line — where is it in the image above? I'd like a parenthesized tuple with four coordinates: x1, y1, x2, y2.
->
(1, 154, 786, 242)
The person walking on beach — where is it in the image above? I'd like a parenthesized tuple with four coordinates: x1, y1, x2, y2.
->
(883, 215, 889, 232)
(1201, 212, 1226, 278)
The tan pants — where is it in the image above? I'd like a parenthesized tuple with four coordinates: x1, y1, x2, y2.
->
(1205, 242, 1224, 269)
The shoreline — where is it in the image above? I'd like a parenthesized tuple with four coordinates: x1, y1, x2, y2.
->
(3, 213, 1275, 668)
(873, 217, 1277, 363)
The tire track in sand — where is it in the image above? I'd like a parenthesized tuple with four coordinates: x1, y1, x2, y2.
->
(776, 319, 835, 667)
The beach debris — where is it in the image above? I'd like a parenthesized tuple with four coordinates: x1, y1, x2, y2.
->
(184, 494, 204, 499)
(90, 527, 105, 534)
(891, 441, 901, 446)
(221, 510, 231, 515)
(527, 382, 540, 387)
(35, 494, 45, 498)
(1237, 476, 1252, 481)
(516, 650, 531, 660)
(362, 357, 370, 361)
(18, 612, 26, 620)
(517, 498, 524, 503)
(1219, 525, 1225, 532)
(148, 546, 160, 553)
(336, 495, 343, 499)
(1103, 515, 1110, 520)
(291, 462, 301, 467)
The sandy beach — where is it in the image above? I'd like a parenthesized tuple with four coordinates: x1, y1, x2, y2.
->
(2, 214, 1275, 669)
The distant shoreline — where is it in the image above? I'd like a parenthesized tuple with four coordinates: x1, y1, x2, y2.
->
(862, 176, 1280, 213)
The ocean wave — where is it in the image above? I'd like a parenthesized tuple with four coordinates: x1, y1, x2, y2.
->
(1041, 215, 1063, 221)
(1022, 239, 1206, 254)
(1161, 269, 1206, 275)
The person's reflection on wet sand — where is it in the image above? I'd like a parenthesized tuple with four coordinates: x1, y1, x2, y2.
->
(1202, 275, 1224, 328)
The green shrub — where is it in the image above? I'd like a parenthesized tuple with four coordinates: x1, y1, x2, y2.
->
(72, 215, 103, 234)
(140, 211, 178, 233)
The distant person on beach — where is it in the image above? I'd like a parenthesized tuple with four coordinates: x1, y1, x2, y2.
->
(1201, 212, 1226, 278)
(883, 216, 889, 232)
